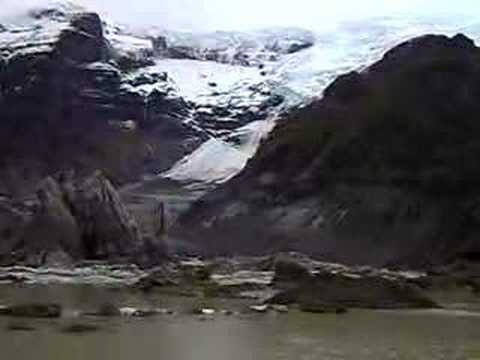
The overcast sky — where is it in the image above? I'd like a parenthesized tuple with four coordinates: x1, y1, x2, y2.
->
(82, 0, 480, 31)
(3, 0, 479, 31)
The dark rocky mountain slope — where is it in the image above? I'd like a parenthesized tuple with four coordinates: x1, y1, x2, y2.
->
(174, 34, 480, 268)
(0, 10, 203, 196)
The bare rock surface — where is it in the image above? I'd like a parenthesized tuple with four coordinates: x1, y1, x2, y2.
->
(1, 171, 145, 266)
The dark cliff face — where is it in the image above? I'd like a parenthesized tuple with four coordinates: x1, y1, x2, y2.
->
(174, 34, 480, 268)
(0, 171, 148, 267)
(0, 11, 201, 195)
(56, 13, 109, 63)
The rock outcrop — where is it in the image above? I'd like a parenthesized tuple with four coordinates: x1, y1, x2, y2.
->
(2, 171, 145, 266)
(268, 255, 436, 309)
(56, 12, 109, 63)
(20, 177, 82, 266)
(174, 34, 480, 268)
(66, 171, 143, 260)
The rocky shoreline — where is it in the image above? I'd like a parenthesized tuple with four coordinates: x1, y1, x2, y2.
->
(1, 252, 479, 315)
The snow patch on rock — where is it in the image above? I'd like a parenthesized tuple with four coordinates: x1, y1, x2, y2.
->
(164, 118, 276, 186)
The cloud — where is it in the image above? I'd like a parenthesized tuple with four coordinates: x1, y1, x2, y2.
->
(2, 0, 47, 18)
(1, 0, 477, 31)
(80, 0, 479, 31)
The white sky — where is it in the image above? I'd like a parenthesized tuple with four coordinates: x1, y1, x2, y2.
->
(82, 0, 480, 31)
(3, 0, 479, 31)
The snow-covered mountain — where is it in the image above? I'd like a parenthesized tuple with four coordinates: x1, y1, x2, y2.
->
(1, 0, 479, 189)
(161, 15, 480, 187)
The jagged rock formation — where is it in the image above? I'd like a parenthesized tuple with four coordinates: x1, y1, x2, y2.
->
(174, 34, 480, 268)
(21, 177, 82, 266)
(0, 171, 145, 266)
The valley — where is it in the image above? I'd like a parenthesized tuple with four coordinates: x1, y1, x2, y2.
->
(1, 1, 480, 359)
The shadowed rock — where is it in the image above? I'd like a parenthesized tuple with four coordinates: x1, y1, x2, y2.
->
(56, 13, 109, 63)
(20, 177, 81, 266)
(272, 254, 311, 282)
(6, 171, 145, 266)
(0, 304, 62, 318)
(71, 171, 142, 260)
(266, 255, 437, 310)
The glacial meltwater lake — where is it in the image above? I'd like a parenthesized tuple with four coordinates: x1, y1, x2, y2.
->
(1, 285, 480, 360)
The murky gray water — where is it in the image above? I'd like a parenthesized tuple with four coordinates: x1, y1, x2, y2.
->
(1, 285, 480, 360)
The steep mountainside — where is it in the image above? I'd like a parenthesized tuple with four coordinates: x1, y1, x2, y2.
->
(0, 1, 301, 194)
(175, 34, 480, 268)
(0, 4, 195, 194)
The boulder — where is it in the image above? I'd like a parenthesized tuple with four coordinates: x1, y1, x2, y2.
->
(272, 254, 311, 283)
(86, 303, 122, 317)
(267, 271, 437, 309)
(0, 304, 62, 318)
(134, 267, 178, 291)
